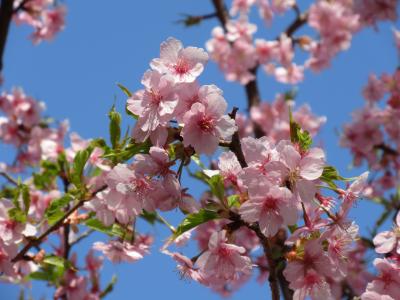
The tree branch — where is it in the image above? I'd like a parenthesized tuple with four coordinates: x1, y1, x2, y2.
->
(228, 107, 247, 168)
(0, 0, 14, 73)
(0, 171, 18, 185)
(12, 185, 107, 262)
(226, 213, 281, 300)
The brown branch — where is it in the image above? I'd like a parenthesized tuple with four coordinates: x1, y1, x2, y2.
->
(0, 0, 14, 73)
(283, 11, 308, 38)
(0, 171, 18, 185)
(211, 0, 229, 31)
(176, 12, 218, 27)
(228, 107, 247, 168)
(226, 213, 281, 300)
(12, 185, 107, 262)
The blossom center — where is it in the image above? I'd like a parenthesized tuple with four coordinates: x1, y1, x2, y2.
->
(198, 116, 215, 133)
(150, 89, 163, 105)
(262, 197, 278, 212)
(218, 246, 232, 257)
(174, 59, 190, 76)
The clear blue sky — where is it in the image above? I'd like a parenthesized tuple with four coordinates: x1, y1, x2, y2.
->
(1, 1, 399, 299)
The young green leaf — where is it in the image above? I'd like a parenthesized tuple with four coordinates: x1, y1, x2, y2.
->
(85, 218, 130, 240)
(173, 209, 219, 239)
(207, 175, 225, 201)
(70, 147, 93, 188)
(117, 83, 132, 97)
(45, 195, 73, 225)
(227, 194, 241, 208)
(108, 105, 122, 149)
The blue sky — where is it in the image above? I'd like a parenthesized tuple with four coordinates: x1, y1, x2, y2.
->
(1, 1, 399, 299)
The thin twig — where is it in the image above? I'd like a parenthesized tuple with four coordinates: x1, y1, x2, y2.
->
(0, 171, 18, 186)
(12, 185, 107, 262)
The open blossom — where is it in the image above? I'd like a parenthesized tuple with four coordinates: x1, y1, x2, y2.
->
(174, 83, 222, 123)
(0, 200, 36, 244)
(0, 240, 17, 277)
(275, 141, 325, 203)
(226, 19, 257, 42)
(128, 70, 178, 140)
(181, 93, 237, 155)
(362, 258, 400, 299)
(338, 171, 369, 218)
(150, 37, 208, 83)
(373, 211, 400, 254)
(197, 230, 252, 281)
(86, 164, 150, 225)
(93, 237, 151, 263)
(218, 151, 243, 187)
(284, 239, 336, 299)
(240, 182, 298, 237)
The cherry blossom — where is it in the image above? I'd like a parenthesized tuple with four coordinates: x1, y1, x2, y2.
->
(150, 37, 208, 83)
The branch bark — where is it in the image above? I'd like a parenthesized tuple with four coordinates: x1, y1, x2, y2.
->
(0, 0, 14, 73)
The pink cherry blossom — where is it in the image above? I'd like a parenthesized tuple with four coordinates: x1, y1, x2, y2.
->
(240, 182, 298, 236)
(230, 0, 256, 16)
(181, 94, 237, 155)
(373, 211, 400, 254)
(363, 74, 386, 103)
(150, 37, 208, 83)
(93, 237, 151, 263)
(284, 239, 336, 299)
(175, 83, 222, 123)
(128, 70, 178, 141)
(218, 151, 243, 187)
(197, 230, 252, 281)
(275, 141, 326, 203)
(362, 258, 400, 299)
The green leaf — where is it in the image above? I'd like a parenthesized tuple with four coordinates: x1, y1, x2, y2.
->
(320, 166, 355, 189)
(21, 184, 30, 215)
(108, 105, 122, 149)
(140, 210, 160, 225)
(227, 194, 240, 208)
(288, 224, 298, 234)
(27, 264, 65, 284)
(290, 120, 312, 151)
(117, 83, 132, 97)
(191, 154, 206, 169)
(85, 218, 130, 239)
(28, 270, 54, 281)
(102, 140, 151, 162)
(100, 275, 117, 298)
(43, 255, 70, 268)
(8, 207, 27, 223)
(71, 147, 93, 188)
(173, 209, 219, 239)
(207, 175, 225, 201)
(45, 195, 73, 225)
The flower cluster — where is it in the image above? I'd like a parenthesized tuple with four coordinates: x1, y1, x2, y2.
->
(341, 66, 400, 197)
(1, 13, 400, 298)
(13, 0, 66, 44)
(206, 0, 398, 85)
(128, 37, 237, 154)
